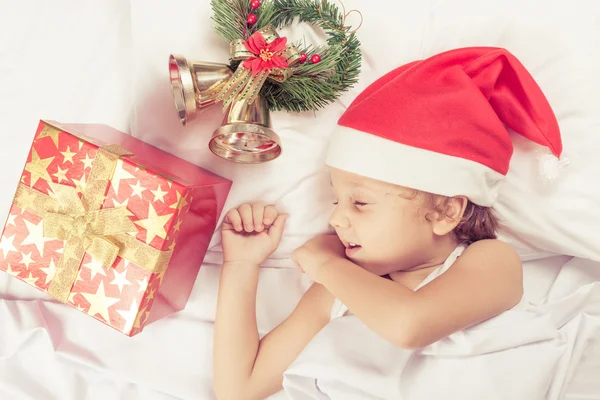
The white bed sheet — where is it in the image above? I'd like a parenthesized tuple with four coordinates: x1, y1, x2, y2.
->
(0, 1, 599, 400)
(1, 257, 599, 400)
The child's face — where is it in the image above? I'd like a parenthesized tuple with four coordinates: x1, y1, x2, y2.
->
(329, 168, 440, 275)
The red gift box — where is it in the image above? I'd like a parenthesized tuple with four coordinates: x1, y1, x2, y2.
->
(0, 120, 231, 336)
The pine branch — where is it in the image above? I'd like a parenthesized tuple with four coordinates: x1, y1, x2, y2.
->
(261, 44, 342, 112)
(254, 1, 280, 33)
(272, 0, 344, 33)
(212, 0, 282, 41)
(211, 0, 250, 42)
(263, 0, 362, 112)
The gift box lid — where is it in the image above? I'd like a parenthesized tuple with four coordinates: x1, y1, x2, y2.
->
(42, 120, 229, 189)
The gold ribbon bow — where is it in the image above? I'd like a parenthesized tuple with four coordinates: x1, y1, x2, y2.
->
(13, 142, 172, 303)
(217, 26, 302, 110)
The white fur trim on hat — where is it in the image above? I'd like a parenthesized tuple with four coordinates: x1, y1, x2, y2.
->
(325, 125, 505, 206)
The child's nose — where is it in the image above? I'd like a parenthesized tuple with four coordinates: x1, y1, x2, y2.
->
(329, 206, 350, 229)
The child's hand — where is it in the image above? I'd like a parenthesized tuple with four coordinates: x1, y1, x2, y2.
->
(221, 204, 287, 265)
(291, 234, 346, 283)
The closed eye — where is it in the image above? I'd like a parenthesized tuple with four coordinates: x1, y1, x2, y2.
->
(333, 201, 369, 207)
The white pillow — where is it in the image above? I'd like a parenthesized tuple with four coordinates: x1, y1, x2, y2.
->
(129, 0, 600, 262)
(414, 0, 600, 261)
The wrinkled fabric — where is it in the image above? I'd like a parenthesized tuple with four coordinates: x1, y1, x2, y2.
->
(283, 259, 600, 400)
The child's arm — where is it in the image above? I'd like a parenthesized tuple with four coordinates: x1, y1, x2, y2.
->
(294, 237, 522, 349)
(214, 272, 333, 400)
(213, 204, 334, 400)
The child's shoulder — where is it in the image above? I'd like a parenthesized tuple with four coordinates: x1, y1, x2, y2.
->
(457, 239, 522, 281)
(462, 239, 520, 262)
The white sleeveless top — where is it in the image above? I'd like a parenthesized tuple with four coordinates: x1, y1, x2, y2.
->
(328, 244, 467, 320)
(280, 245, 544, 400)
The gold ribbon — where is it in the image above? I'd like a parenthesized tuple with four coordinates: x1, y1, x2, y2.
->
(217, 26, 302, 110)
(13, 142, 172, 303)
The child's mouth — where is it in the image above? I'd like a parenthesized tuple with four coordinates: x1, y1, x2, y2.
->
(345, 243, 362, 257)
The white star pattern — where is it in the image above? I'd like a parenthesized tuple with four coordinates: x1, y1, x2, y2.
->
(110, 269, 132, 293)
(81, 281, 121, 323)
(39, 259, 57, 285)
(72, 173, 87, 193)
(146, 288, 156, 301)
(111, 160, 134, 197)
(61, 146, 77, 164)
(5, 264, 20, 276)
(175, 190, 189, 210)
(129, 180, 146, 199)
(21, 219, 48, 257)
(53, 166, 69, 183)
(0, 234, 17, 258)
(173, 219, 183, 232)
(68, 291, 79, 304)
(137, 277, 149, 293)
(81, 153, 94, 170)
(6, 213, 18, 226)
(75, 268, 85, 282)
(133, 306, 149, 330)
(151, 186, 168, 203)
(117, 298, 139, 334)
(111, 199, 133, 222)
(134, 203, 171, 243)
(47, 186, 61, 202)
(112, 197, 130, 209)
(83, 256, 107, 280)
(20, 252, 34, 268)
(21, 272, 40, 286)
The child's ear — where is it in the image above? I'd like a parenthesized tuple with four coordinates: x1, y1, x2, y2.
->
(432, 196, 468, 236)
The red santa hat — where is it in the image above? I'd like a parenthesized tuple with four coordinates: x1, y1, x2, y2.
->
(325, 47, 564, 207)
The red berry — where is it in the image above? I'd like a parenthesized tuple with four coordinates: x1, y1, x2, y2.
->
(299, 52, 307, 63)
(310, 54, 321, 64)
(250, 0, 261, 9)
(247, 13, 258, 25)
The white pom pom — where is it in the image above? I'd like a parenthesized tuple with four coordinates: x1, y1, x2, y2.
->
(537, 150, 570, 184)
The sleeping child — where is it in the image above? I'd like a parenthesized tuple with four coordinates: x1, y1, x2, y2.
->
(212, 46, 564, 400)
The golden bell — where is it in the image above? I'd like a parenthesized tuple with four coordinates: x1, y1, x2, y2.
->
(169, 54, 233, 125)
(209, 95, 282, 163)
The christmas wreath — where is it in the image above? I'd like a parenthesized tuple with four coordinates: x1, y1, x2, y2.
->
(211, 0, 362, 113)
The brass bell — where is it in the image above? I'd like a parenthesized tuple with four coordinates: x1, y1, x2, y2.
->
(169, 55, 233, 125)
(169, 54, 282, 163)
(209, 95, 281, 163)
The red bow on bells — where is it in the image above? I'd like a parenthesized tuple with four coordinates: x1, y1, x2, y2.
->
(242, 32, 289, 75)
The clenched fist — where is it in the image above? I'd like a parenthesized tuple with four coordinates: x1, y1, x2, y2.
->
(221, 204, 287, 265)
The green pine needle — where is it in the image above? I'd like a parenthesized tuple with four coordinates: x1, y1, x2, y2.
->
(211, 0, 249, 42)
